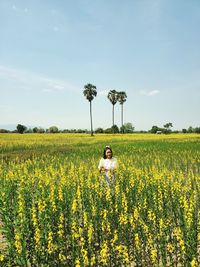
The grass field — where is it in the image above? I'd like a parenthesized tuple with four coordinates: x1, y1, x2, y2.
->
(0, 133, 200, 266)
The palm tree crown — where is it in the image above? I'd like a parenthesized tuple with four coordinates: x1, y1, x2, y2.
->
(107, 90, 119, 105)
(83, 84, 97, 102)
(118, 91, 127, 105)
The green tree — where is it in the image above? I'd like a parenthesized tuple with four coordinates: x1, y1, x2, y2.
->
(111, 124, 120, 134)
(150, 125, 160, 133)
(107, 90, 119, 132)
(194, 127, 200, 133)
(49, 126, 59, 133)
(33, 127, 38, 133)
(95, 127, 104, 133)
(121, 122, 134, 133)
(163, 122, 173, 134)
(104, 128, 112, 134)
(83, 83, 97, 136)
(118, 91, 127, 132)
(16, 124, 27, 134)
(164, 122, 173, 129)
(188, 126, 193, 133)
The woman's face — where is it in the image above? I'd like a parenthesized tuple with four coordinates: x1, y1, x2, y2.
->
(105, 149, 112, 159)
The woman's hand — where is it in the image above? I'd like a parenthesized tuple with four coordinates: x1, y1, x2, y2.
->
(99, 167, 105, 173)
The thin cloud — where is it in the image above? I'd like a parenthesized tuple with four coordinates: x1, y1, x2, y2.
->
(149, 90, 160, 96)
(140, 90, 160, 96)
(98, 90, 109, 96)
(0, 65, 80, 93)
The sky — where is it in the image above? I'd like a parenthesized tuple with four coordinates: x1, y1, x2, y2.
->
(0, 0, 200, 131)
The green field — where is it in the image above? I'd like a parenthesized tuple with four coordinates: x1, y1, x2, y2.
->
(0, 133, 200, 266)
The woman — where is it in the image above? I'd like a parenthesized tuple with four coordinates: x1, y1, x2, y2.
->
(98, 146, 117, 186)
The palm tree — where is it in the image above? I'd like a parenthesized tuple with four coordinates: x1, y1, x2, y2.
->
(83, 83, 97, 136)
(118, 91, 127, 133)
(107, 90, 119, 131)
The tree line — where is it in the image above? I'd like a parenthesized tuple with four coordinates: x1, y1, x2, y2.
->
(0, 124, 199, 134)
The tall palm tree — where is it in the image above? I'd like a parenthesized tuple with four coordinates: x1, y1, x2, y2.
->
(118, 91, 127, 133)
(83, 83, 97, 136)
(107, 90, 119, 131)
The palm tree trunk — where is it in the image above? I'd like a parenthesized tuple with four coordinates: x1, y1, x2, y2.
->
(121, 104, 123, 133)
(90, 101, 93, 136)
(112, 104, 115, 133)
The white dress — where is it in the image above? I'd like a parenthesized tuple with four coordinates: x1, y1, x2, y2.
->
(98, 157, 117, 185)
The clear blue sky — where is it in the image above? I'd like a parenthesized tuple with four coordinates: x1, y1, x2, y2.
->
(0, 0, 200, 130)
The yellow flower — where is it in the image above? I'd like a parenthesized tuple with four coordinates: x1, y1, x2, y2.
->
(0, 254, 5, 262)
(47, 231, 54, 254)
(14, 230, 22, 254)
(81, 248, 89, 266)
(151, 248, 157, 264)
(88, 223, 93, 244)
(190, 258, 197, 267)
(100, 241, 109, 265)
(167, 243, 174, 253)
(75, 258, 81, 267)
(135, 233, 140, 250)
(90, 254, 96, 266)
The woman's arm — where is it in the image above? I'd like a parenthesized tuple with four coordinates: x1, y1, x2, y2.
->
(98, 158, 104, 173)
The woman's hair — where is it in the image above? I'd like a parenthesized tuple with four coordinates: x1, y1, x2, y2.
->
(103, 146, 113, 159)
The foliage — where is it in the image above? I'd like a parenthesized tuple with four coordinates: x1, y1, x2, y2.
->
(49, 126, 59, 133)
(118, 91, 127, 105)
(107, 90, 119, 105)
(104, 128, 112, 134)
(95, 127, 104, 133)
(16, 124, 27, 134)
(150, 125, 162, 134)
(120, 122, 134, 133)
(111, 124, 119, 133)
(83, 83, 97, 102)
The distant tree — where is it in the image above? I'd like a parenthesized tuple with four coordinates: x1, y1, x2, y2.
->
(111, 124, 119, 134)
(104, 128, 112, 134)
(194, 127, 200, 133)
(0, 129, 10, 133)
(182, 128, 187, 133)
(49, 126, 59, 133)
(33, 127, 38, 133)
(118, 91, 127, 132)
(163, 122, 173, 134)
(16, 124, 27, 134)
(150, 125, 160, 134)
(121, 122, 134, 133)
(83, 83, 97, 136)
(25, 128, 33, 133)
(164, 122, 173, 129)
(37, 128, 45, 133)
(107, 90, 119, 132)
(188, 126, 193, 133)
(95, 127, 104, 133)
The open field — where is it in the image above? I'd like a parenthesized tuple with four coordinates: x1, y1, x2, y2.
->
(0, 133, 200, 266)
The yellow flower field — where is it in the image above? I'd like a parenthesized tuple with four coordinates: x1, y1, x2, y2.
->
(0, 133, 200, 266)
